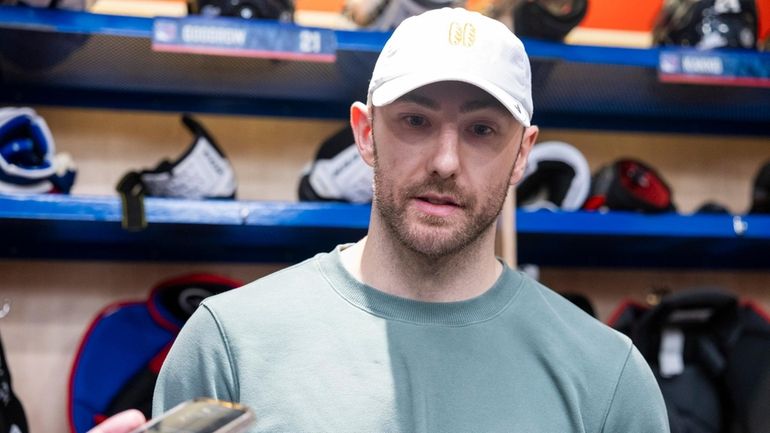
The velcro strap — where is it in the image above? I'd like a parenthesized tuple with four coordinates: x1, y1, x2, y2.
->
(116, 171, 147, 231)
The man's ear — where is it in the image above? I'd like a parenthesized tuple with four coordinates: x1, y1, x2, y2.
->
(510, 125, 539, 186)
(350, 102, 375, 167)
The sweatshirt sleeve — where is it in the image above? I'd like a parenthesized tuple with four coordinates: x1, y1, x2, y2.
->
(151, 303, 238, 417)
(601, 345, 671, 433)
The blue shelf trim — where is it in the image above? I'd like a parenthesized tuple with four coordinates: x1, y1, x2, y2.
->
(521, 38, 660, 68)
(0, 194, 371, 263)
(517, 209, 735, 238)
(739, 215, 770, 239)
(514, 210, 765, 268)
(334, 28, 390, 52)
(2, 194, 770, 268)
(0, 193, 372, 227)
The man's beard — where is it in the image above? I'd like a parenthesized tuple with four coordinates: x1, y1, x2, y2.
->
(372, 146, 512, 259)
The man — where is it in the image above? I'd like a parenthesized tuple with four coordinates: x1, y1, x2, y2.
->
(153, 7, 670, 432)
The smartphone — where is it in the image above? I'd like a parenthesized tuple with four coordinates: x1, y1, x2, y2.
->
(128, 398, 255, 433)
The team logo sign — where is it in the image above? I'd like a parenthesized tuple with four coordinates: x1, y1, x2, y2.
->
(448, 22, 476, 47)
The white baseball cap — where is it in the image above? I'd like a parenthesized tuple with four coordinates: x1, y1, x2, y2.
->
(368, 7, 533, 127)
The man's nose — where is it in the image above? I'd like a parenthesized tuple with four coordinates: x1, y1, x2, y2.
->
(428, 127, 461, 179)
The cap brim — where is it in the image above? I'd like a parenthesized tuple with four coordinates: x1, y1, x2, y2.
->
(370, 72, 531, 127)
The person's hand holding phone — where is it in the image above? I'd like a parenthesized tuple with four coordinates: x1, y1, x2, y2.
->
(87, 399, 254, 433)
(87, 409, 146, 433)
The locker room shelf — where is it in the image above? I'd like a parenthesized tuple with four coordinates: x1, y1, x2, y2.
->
(1, 194, 768, 268)
(1, 6, 770, 135)
(0, 194, 370, 263)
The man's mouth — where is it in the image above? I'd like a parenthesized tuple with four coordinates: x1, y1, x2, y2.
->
(418, 195, 459, 206)
(413, 194, 463, 217)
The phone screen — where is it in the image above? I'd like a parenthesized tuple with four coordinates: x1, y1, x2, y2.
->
(134, 399, 252, 433)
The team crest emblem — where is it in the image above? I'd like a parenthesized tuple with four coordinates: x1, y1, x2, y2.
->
(448, 22, 476, 47)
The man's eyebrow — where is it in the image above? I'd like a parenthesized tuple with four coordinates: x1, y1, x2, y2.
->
(393, 93, 439, 110)
(460, 99, 509, 115)
(393, 93, 509, 116)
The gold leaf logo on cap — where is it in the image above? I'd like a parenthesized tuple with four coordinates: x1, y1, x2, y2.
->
(462, 23, 476, 47)
(448, 22, 463, 46)
(448, 22, 476, 47)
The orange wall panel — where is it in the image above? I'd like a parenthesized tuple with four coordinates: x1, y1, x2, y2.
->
(581, 0, 768, 40)
(580, 0, 662, 31)
(295, 0, 342, 12)
(760, 0, 770, 40)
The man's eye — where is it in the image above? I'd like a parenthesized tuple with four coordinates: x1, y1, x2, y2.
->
(471, 124, 494, 136)
(404, 115, 427, 127)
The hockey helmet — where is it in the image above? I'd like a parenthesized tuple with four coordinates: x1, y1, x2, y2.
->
(653, 0, 758, 50)
(516, 140, 591, 211)
(583, 158, 676, 213)
(513, 0, 589, 41)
